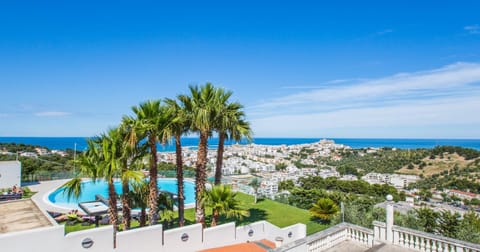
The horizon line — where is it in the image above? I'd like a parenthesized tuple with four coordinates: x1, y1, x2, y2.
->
(1, 136, 480, 140)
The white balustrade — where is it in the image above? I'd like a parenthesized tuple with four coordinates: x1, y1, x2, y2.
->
(302, 223, 374, 252)
(391, 225, 480, 252)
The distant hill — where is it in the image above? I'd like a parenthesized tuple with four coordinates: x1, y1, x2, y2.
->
(330, 146, 480, 176)
(397, 152, 479, 177)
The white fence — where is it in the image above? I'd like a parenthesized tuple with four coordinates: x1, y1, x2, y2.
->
(374, 221, 480, 252)
(0, 220, 306, 252)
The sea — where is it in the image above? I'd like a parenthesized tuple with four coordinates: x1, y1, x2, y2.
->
(0, 137, 479, 151)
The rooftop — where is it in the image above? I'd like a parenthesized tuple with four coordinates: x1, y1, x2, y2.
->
(199, 239, 276, 252)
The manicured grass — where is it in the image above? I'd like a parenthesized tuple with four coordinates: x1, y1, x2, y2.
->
(64, 192, 328, 235)
(184, 192, 328, 235)
(65, 223, 97, 233)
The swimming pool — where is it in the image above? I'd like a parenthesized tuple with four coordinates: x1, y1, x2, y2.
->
(48, 179, 195, 210)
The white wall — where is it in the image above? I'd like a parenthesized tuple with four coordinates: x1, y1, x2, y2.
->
(163, 223, 203, 252)
(235, 221, 265, 242)
(0, 161, 21, 189)
(116, 225, 164, 252)
(202, 222, 236, 249)
(64, 226, 114, 252)
(263, 221, 307, 246)
(0, 226, 65, 252)
(0, 220, 307, 252)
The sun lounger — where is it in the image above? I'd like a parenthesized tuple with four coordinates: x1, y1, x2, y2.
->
(0, 193, 22, 201)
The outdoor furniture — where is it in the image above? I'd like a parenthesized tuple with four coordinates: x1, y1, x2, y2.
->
(0, 193, 22, 201)
(78, 201, 109, 227)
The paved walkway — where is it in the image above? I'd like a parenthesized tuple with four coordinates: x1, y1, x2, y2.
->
(323, 241, 369, 252)
(0, 180, 73, 234)
(28, 179, 73, 214)
(0, 199, 53, 233)
(322, 241, 417, 252)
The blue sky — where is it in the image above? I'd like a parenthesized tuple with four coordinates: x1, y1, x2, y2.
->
(1, 1, 479, 138)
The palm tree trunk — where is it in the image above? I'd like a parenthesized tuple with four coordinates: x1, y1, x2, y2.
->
(175, 134, 185, 226)
(140, 207, 146, 227)
(214, 132, 225, 185)
(121, 175, 131, 230)
(148, 136, 159, 225)
(195, 131, 208, 226)
(107, 178, 119, 248)
(211, 209, 219, 227)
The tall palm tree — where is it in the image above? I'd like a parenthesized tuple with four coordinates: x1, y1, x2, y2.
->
(127, 100, 169, 225)
(183, 83, 218, 226)
(203, 184, 249, 227)
(164, 97, 190, 226)
(62, 129, 125, 247)
(214, 99, 252, 185)
(97, 129, 123, 243)
(118, 119, 145, 230)
(309, 198, 340, 223)
(249, 177, 261, 204)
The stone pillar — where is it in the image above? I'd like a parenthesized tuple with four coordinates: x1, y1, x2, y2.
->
(386, 194, 394, 243)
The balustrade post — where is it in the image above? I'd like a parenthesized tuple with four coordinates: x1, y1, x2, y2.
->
(386, 195, 394, 243)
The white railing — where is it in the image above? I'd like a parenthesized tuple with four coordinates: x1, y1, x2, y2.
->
(344, 223, 374, 248)
(306, 224, 348, 252)
(392, 226, 480, 252)
(374, 221, 480, 252)
(278, 222, 373, 252)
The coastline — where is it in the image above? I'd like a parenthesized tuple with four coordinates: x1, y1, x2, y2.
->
(1, 137, 480, 151)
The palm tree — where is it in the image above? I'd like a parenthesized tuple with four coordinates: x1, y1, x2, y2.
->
(164, 97, 190, 226)
(183, 83, 218, 226)
(214, 95, 252, 185)
(249, 177, 261, 204)
(309, 198, 340, 222)
(117, 124, 145, 230)
(129, 180, 149, 227)
(62, 129, 124, 247)
(203, 184, 249, 227)
(127, 100, 169, 225)
(157, 192, 175, 229)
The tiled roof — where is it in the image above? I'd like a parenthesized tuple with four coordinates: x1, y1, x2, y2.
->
(199, 239, 275, 252)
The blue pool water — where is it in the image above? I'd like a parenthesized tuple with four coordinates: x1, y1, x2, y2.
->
(48, 179, 195, 210)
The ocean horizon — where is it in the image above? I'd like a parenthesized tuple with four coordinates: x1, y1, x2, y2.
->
(0, 137, 479, 151)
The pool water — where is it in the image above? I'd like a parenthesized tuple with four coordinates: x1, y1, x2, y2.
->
(48, 179, 195, 209)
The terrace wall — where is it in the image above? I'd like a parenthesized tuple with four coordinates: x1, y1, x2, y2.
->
(0, 220, 307, 252)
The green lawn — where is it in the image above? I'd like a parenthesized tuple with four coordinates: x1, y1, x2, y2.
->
(65, 192, 328, 235)
(184, 192, 328, 235)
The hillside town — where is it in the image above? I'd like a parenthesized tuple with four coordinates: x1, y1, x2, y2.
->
(157, 139, 480, 217)
(3, 139, 479, 217)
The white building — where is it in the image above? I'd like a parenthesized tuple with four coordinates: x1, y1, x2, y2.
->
(0, 161, 22, 189)
(362, 173, 419, 189)
(259, 179, 279, 199)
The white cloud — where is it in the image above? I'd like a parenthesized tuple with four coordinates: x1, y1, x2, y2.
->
(249, 62, 480, 138)
(376, 29, 393, 35)
(280, 78, 367, 90)
(464, 24, 480, 34)
(34, 111, 71, 117)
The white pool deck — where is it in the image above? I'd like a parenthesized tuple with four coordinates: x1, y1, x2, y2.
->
(29, 179, 74, 214)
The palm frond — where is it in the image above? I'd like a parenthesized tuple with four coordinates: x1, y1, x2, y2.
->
(61, 177, 83, 200)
